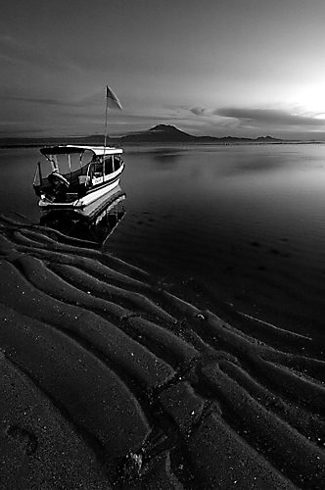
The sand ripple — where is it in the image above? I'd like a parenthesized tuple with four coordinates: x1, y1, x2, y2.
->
(0, 215, 324, 488)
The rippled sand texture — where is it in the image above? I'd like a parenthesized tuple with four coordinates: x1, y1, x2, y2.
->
(0, 214, 324, 489)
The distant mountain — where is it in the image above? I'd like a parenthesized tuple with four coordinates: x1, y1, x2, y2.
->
(120, 124, 196, 143)
(0, 124, 289, 147)
(120, 125, 285, 144)
(255, 135, 283, 142)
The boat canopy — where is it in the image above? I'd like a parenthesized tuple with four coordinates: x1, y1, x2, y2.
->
(40, 145, 123, 157)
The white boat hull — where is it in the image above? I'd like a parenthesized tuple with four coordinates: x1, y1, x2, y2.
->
(78, 177, 121, 206)
(39, 165, 124, 210)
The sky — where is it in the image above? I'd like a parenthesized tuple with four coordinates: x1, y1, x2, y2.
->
(2, 0, 325, 139)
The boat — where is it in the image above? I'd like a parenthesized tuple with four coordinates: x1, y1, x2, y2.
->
(33, 144, 125, 209)
(33, 85, 124, 210)
(40, 185, 126, 245)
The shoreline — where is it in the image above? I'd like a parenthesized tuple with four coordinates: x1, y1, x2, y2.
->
(0, 214, 324, 487)
(0, 140, 324, 150)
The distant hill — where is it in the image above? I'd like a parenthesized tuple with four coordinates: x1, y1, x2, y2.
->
(0, 124, 289, 147)
(120, 125, 284, 143)
(0, 134, 106, 148)
(120, 124, 196, 142)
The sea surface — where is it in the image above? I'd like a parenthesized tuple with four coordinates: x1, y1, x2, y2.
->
(2, 143, 325, 337)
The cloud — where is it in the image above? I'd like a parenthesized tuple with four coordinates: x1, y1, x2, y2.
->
(0, 35, 81, 73)
(0, 92, 105, 109)
(0, 95, 70, 106)
(190, 106, 207, 116)
(214, 107, 325, 128)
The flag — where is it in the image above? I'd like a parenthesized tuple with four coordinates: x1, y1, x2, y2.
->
(106, 85, 123, 110)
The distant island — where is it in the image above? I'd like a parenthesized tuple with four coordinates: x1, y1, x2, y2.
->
(0, 124, 318, 148)
(119, 125, 286, 144)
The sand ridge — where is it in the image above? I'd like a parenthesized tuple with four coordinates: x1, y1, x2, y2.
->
(0, 214, 324, 488)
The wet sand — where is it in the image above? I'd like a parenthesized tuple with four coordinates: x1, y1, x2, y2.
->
(0, 214, 324, 488)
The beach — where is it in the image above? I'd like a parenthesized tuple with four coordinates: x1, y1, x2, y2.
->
(0, 212, 324, 488)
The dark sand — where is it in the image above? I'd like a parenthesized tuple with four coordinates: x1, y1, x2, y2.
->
(0, 214, 324, 489)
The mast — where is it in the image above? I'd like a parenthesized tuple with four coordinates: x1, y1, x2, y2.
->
(104, 86, 109, 150)
(103, 87, 109, 164)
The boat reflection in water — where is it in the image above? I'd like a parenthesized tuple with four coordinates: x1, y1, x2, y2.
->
(40, 185, 126, 247)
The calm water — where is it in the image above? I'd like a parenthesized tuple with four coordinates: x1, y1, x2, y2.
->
(1, 144, 325, 337)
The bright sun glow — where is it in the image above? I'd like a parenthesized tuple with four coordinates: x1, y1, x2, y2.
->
(292, 82, 325, 115)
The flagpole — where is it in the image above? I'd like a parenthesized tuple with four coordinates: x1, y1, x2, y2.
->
(103, 86, 109, 167)
(104, 86, 109, 149)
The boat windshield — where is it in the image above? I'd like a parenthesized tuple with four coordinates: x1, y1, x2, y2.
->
(43, 149, 94, 175)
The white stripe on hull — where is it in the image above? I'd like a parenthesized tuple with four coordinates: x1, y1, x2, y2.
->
(77, 178, 120, 206)
(39, 166, 123, 210)
(39, 179, 120, 209)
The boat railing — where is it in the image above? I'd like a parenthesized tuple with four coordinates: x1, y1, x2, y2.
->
(33, 162, 42, 187)
(86, 161, 104, 181)
(86, 162, 94, 181)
